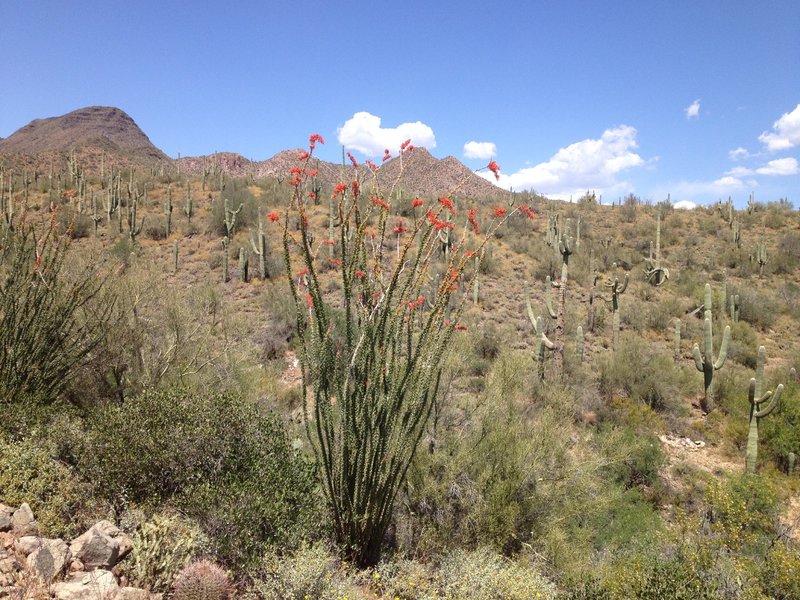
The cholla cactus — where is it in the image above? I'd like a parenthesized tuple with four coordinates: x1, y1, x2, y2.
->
(172, 560, 230, 600)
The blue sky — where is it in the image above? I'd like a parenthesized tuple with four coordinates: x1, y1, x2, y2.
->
(1, 1, 798, 207)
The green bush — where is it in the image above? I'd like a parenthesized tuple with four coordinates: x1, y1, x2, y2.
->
(0, 435, 103, 538)
(249, 545, 348, 600)
(599, 334, 684, 413)
(436, 548, 558, 600)
(74, 386, 320, 570)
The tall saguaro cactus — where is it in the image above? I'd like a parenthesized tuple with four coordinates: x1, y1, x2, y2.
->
(745, 346, 783, 473)
(693, 284, 731, 413)
(524, 280, 557, 380)
(600, 264, 629, 350)
(644, 210, 669, 285)
(250, 218, 269, 279)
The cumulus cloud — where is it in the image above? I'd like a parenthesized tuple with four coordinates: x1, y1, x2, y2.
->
(673, 200, 697, 210)
(724, 166, 754, 178)
(463, 141, 497, 160)
(479, 125, 644, 199)
(758, 104, 800, 151)
(669, 175, 756, 200)
(756, 157, 799, 175)
(337, 112, 436, 157)
(729, 147, 752, 161)
(685, 99, 701, 119)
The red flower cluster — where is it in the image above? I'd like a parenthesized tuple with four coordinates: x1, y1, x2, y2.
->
(309, 133, 325, 150)
(321, 239, 335, 246)
(426, 209, 455, 231)
(465, 250, 477, 258)
(408, 295, 425, 310)
(352, 180, 359, 198)
(365, 230, 376, 239)
(493, 207, 508, 218)
(328, 258, 342, 268)
(267, 211, 280, 222)
(297, 151, 310, 160)
(371, 196, 390, 210)
(412, 197, 424, 208)
(347, 151, 359, 167)
(355, 269, 366, 279)
(438, 196, 456, 215)
(382, 149, 392, 162)
(307, 191, 316, 201)
(455, 323, 467, 331)
(332, 182, 348, 198)
(520, 205, 536, 219)
(468, 207, 479, 233)
(305, 292, 314, 308)
(487, 160, 501, 181)
(392, 219, 408, 235)
(305, 169, 319, 177)
(366, 159, 378, 171)
(297, 268, 309, 277)
(401, 139, 412, 151)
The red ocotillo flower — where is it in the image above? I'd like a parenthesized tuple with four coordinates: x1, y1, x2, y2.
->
(493, 207, 508, 218)
(412, 197, 424, 208)
(347, 151, 359, 167)
(309, 133, 325, 150)
(438, 196, 456, 215)
(371, 196, 390, 210)
(332, 182, 348, 198)
(487, 160, 501, 180)
(267, 211, 280, 223)
(468, 208, 479, 234)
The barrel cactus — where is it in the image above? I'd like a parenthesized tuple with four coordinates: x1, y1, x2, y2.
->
(172, 560, 231, 600)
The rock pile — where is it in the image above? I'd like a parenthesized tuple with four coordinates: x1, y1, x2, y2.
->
(0, 502, 160, 599)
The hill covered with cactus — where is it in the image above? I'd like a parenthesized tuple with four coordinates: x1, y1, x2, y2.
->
(1, 132, 799, 599)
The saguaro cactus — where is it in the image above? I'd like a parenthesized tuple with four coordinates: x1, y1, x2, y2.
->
(755, 241, 767, 278)
(745, 346, 783, 473)
(674, 318, 681, 361)
(184, 182, 193, 224)
(644, 210, 669, 285)
(789, 452, 796, 476)
(222, 236, 230, 283)
(524, 280, 556, 380)
(165, 185, 173, 237)
(600, 264, 629, 350)
(249, 218, 269, 279)
(729, 294, 740, 322)
(239, 247, 249, 282)
(693, 284, 731, 413)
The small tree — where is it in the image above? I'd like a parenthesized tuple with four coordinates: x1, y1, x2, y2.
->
(281, 138, 517, 566)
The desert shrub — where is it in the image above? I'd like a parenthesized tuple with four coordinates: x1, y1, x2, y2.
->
(598, 427, 665, 491)
(705, 473, 780, 550)
(598, 334, 684, 412)
(248, 545, 351, 600)
(258, 281, 297, 360)
(121, 512, 208, 594)
(55, 206, 92, 239)
(75, 386, 320, 569)
(0, 435, 103, 538)
(144, 221, 168, 240)
(760, 544, 800, 600)
(436, 548, 558, 600)
(725, 320, 759, 369)
(735, 285, 777, 330)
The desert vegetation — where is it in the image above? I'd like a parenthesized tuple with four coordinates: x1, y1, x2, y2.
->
(1, 120, 799, 599)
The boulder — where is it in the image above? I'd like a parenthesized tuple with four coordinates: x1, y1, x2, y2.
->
(70, 524, 120, 570)
(11, 503, 38, 535)
(93, 520, 133, 560)
(14, 535, 42, 556)
(0, 504, 13, 533)
(52, 569, 119, 600)
(26, 537, 71, 582)
(116, 587, 152, 600)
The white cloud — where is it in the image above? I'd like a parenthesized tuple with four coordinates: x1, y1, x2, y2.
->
(729, 147, 752, 161)
(758, 104, 800, 151)
(724, 166, 753, 177)
(713, 176, 746, 188)
(756, 157, 799, 176)
(337, 112, 436, 156)
(685, 99, 701, 119)
(673, 200, 697, 210)
(479, 125, 645, 199)
(463, 141, 497, 160)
